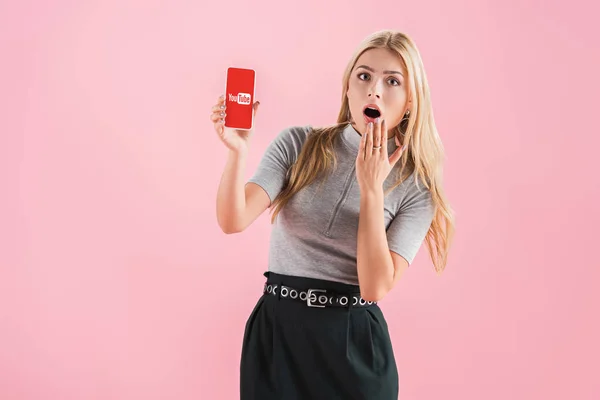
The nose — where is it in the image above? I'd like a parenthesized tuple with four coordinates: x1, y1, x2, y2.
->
(368, 79, 383, 99)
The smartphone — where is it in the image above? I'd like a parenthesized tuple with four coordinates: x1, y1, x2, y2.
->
(224, 67, 256, 130)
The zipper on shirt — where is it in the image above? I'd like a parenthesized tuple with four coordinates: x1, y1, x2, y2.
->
(324, 165, 356, 237)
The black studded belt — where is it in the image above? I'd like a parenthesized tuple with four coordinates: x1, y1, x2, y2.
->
(263, 283, 376, 308)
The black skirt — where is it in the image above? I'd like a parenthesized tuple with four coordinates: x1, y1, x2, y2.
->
(240, 272, 399, 400)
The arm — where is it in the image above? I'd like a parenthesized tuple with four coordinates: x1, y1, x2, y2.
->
(216, 149, 271, 234)
(216, 126, 310, 234)
(357, 174, 435, 301)
(356, 189, 408, 302)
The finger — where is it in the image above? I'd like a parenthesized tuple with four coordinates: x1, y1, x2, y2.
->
(381, 119, 388, 156)
(377, 118, 383, 148)
(252, 101, 260, 117)
(366, 121, 374, 154)
(210, 110, 225, 121)
(210, 111, 226, 123)
(212, 103, 226, 112)
(389, 144, 406, 167)
(357, 123, 367, 160)
(371, 118, 379, 150)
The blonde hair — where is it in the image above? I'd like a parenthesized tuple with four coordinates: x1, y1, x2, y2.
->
(269, 30, 455, 274)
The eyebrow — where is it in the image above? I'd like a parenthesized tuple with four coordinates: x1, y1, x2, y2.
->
(355, 65, 404, 77)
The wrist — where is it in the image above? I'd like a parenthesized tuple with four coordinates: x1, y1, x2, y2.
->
(360, 187, 384, 203)
(229, 146, 249, 159)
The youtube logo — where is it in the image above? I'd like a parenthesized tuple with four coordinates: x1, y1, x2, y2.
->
(228, 93, 251, 105)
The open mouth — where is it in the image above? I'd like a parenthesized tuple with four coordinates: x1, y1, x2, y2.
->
(363, 106, 381, 121)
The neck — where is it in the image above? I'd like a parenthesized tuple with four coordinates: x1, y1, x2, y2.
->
(350, 122, 397, 139)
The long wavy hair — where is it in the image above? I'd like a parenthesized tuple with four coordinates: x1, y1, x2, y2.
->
(268, 30, 455, 274)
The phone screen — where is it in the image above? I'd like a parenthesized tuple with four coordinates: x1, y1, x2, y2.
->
(224, 67, 256, 130)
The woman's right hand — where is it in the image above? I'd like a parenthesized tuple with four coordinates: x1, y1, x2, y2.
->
(211, 94, 260, 153)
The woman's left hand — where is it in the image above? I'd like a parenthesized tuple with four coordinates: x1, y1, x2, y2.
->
(355, 119, 406, 194)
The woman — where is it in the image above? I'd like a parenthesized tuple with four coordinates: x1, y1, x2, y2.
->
(212, 29, 455, 400)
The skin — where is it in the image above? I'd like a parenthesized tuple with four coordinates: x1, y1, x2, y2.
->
(347, 47, 411, 140)
(347, 48, 413, 301)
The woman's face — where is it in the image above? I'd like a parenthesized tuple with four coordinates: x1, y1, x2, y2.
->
(346, 48, 410, 137)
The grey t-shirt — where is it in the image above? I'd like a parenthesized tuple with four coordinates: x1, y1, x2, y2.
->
(248, 123, 435, 285)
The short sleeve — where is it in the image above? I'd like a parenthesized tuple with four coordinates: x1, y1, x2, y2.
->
(247, 125, 311, 204)
(386, 178, 436, 265)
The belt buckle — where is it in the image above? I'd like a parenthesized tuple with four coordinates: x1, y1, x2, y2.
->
(306, 288, 326, 308)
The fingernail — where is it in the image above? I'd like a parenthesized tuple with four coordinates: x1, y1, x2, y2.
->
(368, 122, 373, 128)
(220, 112, 224, 116)
(375, 117, 380, 123)
(220, 105, 225, 109)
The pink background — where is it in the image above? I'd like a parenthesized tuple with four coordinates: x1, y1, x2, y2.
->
(1, 0, 599, 399)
